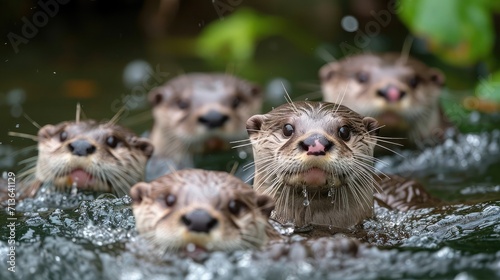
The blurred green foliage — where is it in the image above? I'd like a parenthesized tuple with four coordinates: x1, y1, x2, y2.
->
(196, 8, 317, 64)
(399, 0, 497, 66)
(475, 71, 500, 102)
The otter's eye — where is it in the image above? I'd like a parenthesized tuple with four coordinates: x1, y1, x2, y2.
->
(165, 194, 176, 207)
(231, 96, 241, 109)
(408, 75, 420, 89)
(59, 131, 68, 142)
(106, 136, 120, 148)
(282, 124, 294, 137)
(176, 99, 190, 109)
(356, 72, 370, 84)
(228, 199, 246, 216)
(338, 126, 351, 141)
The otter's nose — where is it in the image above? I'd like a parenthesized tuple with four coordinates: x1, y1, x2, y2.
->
(377, 85, 406, 102)
(198, 110, 229, 129)
(68, 139, 96, 156)
(299, 134, 333, 156)
(181, 209, 218, 233)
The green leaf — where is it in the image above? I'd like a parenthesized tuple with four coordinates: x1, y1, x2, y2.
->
(475, 71, 500, 102)
(196, 9, 286, 62)
(399, 0, 494, 66)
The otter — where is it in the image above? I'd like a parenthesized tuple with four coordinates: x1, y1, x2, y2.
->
(18, 120, 153, 198)
(246, 101, 380, 229)
(319, 53, 452, 148)
(130, 169, 277, 253)
(147, 73, 262, 180)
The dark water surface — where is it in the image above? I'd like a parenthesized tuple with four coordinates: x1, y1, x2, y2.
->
(1, 7, 500, 280)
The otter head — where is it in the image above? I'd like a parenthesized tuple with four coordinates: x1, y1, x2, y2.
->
(148, 73, 262, 156)
(247, 101, 379, 229)
(130, 169, 276, 254)
(319, 53, 445, 144)
(31, 120, 153, 196)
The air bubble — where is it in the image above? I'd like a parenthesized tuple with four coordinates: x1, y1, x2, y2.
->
(238, 150, 248, 159)
(341, 15, 359, 32)
(186, 243, 196, 252)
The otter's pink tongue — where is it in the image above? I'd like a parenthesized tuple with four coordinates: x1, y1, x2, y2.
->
(69, 169, 94, 188)
(303, 168, 327, 186)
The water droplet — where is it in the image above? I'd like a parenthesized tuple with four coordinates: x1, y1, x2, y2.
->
(53, 71, 56, 74)
(302, 186, 307, 197)
(238, 150, 247, 159)
(341, 15, 359, 32)
(327, 188, 333, 197)
(186, 243, 196, 252)
(15, 124, 19, 128)
(282, 222, 295, 235)
(303, 199, 310, 206)
(70, 182, 78, 196)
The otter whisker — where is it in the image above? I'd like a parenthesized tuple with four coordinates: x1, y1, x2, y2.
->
(8, 132, 38, 141)
(230, 138, 253, 144)
(22, 113, 42, 129)
(121, 110, 154, 127)
(75, 103, 81, 123)
(107, 106, 127, 126)
(364, 139, 405, 158)
(397, 35, 414, 65)
(282, 86, 298, 114)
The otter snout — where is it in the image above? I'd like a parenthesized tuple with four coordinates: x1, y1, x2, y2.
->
(299, 134, 333, 156)
(198, 110, 229, 129)
(377, 85, 406, 102)
(181, 209, 218, 233)
(68, 139, 96, 156)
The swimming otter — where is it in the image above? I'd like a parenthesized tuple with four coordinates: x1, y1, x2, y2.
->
(18, 120, 153, 198)
(246, 101, 380, 229)
(319, 53, 452, 148)
(130, 169, 277, 253)
(147, 73, 262, 180)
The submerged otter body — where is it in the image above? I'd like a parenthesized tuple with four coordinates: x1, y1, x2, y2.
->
(130, 169, 277, 253)
(247, 101, 380, 229)
(147, 73, 262, 180)
(319, 53, 452, 148)
(19, 120, 153, 198)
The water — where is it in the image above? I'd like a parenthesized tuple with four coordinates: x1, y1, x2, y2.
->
(1, 7, 500, 279)
(1, 128, 499, 279)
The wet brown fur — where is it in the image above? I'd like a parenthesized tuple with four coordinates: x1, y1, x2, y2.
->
(130, 169, 278, 252)
(148, 73, 262, 167)
(319, 53, 452, 148)
(247, 101, 379, 228)
(19, 120, 153, 198)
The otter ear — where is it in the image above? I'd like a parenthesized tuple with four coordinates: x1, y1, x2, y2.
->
(429, 68, 445, 87)
(363, 117, 379, 136)
(132, 137, 154, 158)
(250, 84, 262, 97)
(256, 194, 275, 218)
(130, 182, 151, 204)
(148, 86, 171, 107)
(38, 124, 57, 139)
(246, 114, 266, 136)
(319, 62, 339, 82)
